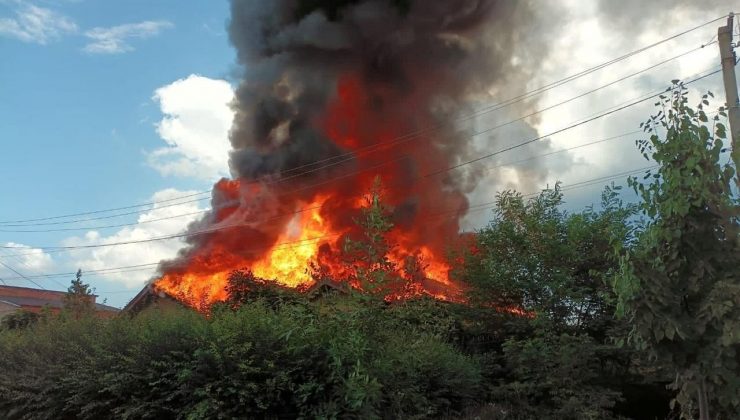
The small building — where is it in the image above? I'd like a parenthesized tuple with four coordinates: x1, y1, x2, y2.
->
(0, 285, 120, 319)
(122, 284, 183, 315)
(122, 279, 349, 315)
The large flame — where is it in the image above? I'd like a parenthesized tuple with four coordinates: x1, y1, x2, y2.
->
(156, 194, 459, 309)
(155, 72, 469, 310)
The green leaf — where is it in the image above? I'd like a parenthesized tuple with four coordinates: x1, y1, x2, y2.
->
(665, 327, 675, 340)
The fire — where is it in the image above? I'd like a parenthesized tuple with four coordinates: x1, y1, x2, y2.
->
(250, 199, 336, 287)
(154, 195, 462, 309)
(153, 72, 470, 309)
(147, 2, 541, 316)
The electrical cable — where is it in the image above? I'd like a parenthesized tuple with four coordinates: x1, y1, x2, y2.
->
(0, 163, 676, 282)
(0, 16, 725, 226)
(0, 67, 721, 255)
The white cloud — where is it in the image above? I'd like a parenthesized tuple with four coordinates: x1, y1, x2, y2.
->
(457, 0, 734, 226)
(1, 242, 53, 272)
(0, 3, 77, 44)
(83, 20, 172, 54)
(63, 189, 207, 288)
(0, 242, 54, 288)
(148, 75, 234, 181)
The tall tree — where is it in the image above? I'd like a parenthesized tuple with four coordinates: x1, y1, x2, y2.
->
(63, 269, 95, 319)
(614, 83, 740, 418)
(463, 184, 634, 333)
(340, 177, 412, 298)
(460, 184, 637, 418)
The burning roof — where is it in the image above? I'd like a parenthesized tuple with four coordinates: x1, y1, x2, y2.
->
(150, 0, 547, 309)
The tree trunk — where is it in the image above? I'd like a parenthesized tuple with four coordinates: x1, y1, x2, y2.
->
(698, 377, 710, 420)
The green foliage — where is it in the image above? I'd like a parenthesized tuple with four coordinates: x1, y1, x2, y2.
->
(6, 97, 736, 418)
(0, 310, 40, 331)
(63, 269, 95, 318)
(225, 269, 305, 309)
(492, 332, 623, 419)
(0, 297, 482, 419)
(462, 183, 634, 336)
(614, 84, 740, 417)
(339, 177, 423, 299)
(457, 183, 643, 418)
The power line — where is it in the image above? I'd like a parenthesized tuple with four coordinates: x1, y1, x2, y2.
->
(0, 209, 210, 233)
(0, 201, 211, 228)
(193, 62, 723, 213)
(0, 190, 211, 225)
(0, 131, 640, 234)
(0, 163, 666, 283)
(422, 165, 659, 222)
(424, 68, 721, 178)
(0, 260, 45, 290)
(275, 15, 728, 178)
(0, 16, 725, 227)
(5, 263, 161, 280)
(0, 69, 670, 234)
(0, 67, 722, 255)
(0, 137, 648, 279)
(272, 42, 718, 184)
(0, 249, 67, 289)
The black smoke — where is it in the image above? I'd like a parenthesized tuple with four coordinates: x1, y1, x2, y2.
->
(226, 0, 556, 184)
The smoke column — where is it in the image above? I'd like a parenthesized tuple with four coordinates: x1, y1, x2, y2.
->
(155, 0, 558, 306)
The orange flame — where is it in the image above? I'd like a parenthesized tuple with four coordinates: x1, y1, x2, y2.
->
(154, 73, 470, 310)
(155, 193, 462, 310)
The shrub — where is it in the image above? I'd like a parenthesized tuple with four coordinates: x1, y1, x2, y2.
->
(0, 298, 482, 419)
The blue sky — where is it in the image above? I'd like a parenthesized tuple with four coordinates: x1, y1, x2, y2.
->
(0, 0, 736, 308)
(1, 0, 232, 215)
(1, 0, 235, 305)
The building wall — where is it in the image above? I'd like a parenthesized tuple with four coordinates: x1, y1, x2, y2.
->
(0, 286, 68, 302)
(0, 286, 116, 318)
(0, 301, 21, 319)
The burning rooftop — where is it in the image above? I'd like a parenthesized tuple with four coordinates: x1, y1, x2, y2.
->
(149, 0, 545, 309)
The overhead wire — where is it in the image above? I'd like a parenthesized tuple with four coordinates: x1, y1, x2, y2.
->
(0, 248, 67, 289)
(168, 56, 723, 214)
(0, 130, 642, 234)
(0, 200, 212, 228)
(272, 42, 719, 185)
(0, 163, 668, 284)
(274, 15, 728, 177)
(0, 141, 654, 280)
(0, 15, 726, 227)
(0, 260, 46, 290)
(0, 190, 212, 225)
(0, 66, 723, 255)
(14, 145, 736, 288)
(0, 209, 210, 233)
(0, 50, 715, 234)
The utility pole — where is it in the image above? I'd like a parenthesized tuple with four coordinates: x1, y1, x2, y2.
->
(718, 12, 740, 179)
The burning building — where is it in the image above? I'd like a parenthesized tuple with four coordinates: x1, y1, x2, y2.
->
(139, 0, 551, 310)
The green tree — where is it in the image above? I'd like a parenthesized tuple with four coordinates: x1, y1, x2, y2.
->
(614, 84, 740, 418)
(460, 184, 639, 418)
(463, 184, 634, 334)
(63, 269, 95, 319)
(340, 177, 414, 298)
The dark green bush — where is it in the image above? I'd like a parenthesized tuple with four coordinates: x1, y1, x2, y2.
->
(0, 310, 40, 330)
(489, 332, 623, 419)
(0, 298, 482, 419)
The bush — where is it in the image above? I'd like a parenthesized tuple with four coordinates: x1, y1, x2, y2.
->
(0, 298, 482, 419)
(489, 332, 623, 419)
(0, 310, 40, 331)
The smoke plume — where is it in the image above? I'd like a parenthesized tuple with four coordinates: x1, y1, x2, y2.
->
(155, 0, 562, 303)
